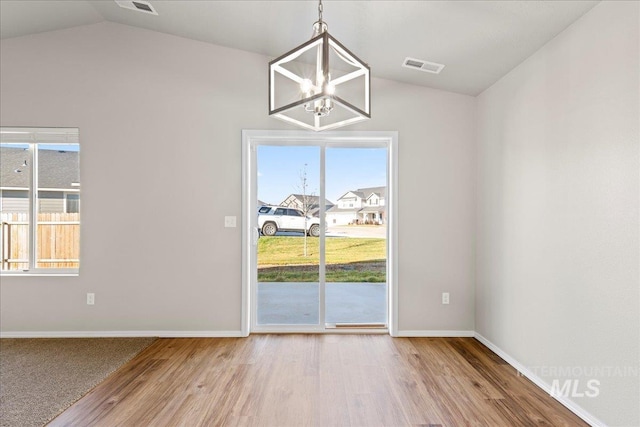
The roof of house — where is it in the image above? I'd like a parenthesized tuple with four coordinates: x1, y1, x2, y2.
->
(337, 186, 386, 201)
(0, 147, 79, 190)
(280, 194, 334, 207)
(359, 207, 385, 213)
(326, 206, 360, 213)
(358, 186, 386, 199)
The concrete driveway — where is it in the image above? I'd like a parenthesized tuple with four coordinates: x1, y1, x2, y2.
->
(257, 282, 387, 325)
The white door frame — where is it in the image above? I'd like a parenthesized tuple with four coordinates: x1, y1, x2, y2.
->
(241, 130, 398, 336)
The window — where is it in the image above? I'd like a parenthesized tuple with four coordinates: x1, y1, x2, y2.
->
(65, 193, 80, 213)
(1, 128, 80, 274)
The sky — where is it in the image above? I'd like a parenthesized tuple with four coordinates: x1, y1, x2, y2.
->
(257, 145, 387, 205)
(0, 143, 79, 151)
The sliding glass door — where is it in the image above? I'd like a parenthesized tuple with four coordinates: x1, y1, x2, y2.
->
(243, 131, 397, 334)
(325, 147, 387, 327)
(256, 145, 320, 325)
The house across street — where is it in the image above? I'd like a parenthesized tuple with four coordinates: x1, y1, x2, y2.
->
(326, 186, 386, 226)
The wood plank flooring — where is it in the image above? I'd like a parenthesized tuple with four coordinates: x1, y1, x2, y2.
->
(49, 335, 588, 426)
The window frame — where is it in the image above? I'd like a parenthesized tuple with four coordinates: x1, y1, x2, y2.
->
(0, 127, 80, 276)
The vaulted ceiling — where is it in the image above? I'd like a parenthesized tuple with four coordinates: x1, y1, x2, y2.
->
(0, 0, 599, 95)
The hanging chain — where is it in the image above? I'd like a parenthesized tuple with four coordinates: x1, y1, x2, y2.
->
(312, 0, 327, 36)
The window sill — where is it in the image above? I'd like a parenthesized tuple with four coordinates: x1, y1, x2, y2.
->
(1, 271, 79, 277)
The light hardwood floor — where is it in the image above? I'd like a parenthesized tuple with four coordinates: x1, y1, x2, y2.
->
(49, 335, 588, 426)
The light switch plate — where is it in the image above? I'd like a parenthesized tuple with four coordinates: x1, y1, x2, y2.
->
(224, 216, 237, 228)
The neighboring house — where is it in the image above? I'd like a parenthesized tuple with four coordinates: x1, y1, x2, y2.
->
(279, 194, 334, 217)
(0, 146, 80, 214)
(327, 186, 386, 225)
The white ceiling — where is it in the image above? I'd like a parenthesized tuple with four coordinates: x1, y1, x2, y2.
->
(0, 0, 599, 95)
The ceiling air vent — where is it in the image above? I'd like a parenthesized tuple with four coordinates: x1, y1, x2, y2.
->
(115, 0, 158, 15)
(402, 57, 445, 74)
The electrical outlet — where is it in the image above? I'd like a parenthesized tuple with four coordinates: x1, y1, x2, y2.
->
(87, 293, 95, 305)
(442, 292, 450, 305)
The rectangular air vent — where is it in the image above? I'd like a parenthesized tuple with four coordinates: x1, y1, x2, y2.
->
(115, 0, 158, 15)
(402, 57, 445, 74)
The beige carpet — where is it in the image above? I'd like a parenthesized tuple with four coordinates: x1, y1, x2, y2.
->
(0, 337, 156, 427)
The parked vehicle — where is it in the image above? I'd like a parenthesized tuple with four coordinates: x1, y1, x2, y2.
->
(258, 205, 321, 237)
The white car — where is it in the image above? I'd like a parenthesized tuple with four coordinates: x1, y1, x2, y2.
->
(258, 205, 321, 237)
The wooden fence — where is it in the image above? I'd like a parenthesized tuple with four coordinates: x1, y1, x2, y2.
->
(0, 213, 79, 270)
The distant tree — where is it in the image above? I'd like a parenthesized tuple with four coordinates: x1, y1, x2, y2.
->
(296, 164, 316, 257)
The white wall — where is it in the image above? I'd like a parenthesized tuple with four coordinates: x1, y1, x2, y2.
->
(476, 2, 639, 426)
(0, 22, 476, 335)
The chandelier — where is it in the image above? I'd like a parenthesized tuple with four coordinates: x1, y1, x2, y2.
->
(268, 0, 371, 131)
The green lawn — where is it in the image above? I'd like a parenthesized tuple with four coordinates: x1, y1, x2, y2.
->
(257, 236, 386, 282)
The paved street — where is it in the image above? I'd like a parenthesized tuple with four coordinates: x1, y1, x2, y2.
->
(327, 225, 386, 238)
(270, 225, 386, 238)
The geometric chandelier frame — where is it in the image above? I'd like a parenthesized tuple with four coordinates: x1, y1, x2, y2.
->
(268, 1, 370, 131)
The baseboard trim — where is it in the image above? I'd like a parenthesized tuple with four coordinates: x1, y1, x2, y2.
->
(473, 333, 605, 427)
(0, 330, 245, 338)
(0, 330, 477, 338)
(396, 330, 475, 337)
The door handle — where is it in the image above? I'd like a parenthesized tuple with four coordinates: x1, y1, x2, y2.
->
(252, 227, 260, 245)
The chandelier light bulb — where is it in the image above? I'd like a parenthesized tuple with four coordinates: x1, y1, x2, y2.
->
(326, 83, 336, 95)
(300, 79, 313, 95)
